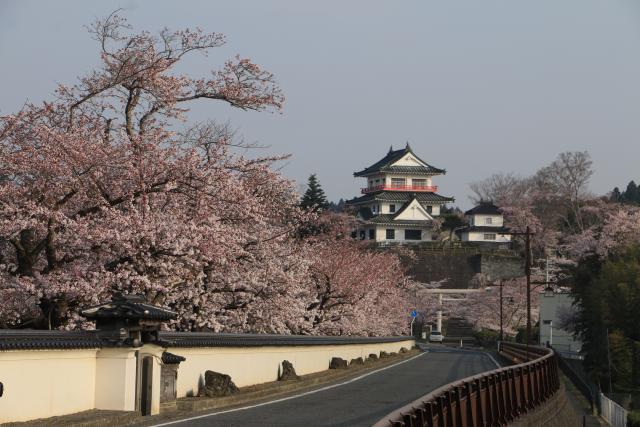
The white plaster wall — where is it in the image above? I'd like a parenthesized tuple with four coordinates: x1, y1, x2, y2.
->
(375, 226, 431, 242)
(0, 349, 97, 423)
(169, 340, 414, 398)
(0, 338, 415, 423)
(382, 203, 440, 216)
(463, 232, 511, 243)
(391, 153, 426, 167)
(469, 214, 504, 227)
(539, 293, 582, 352)
(94, 348, 138, 412)
(394, 200, 432, 221)
(381, 202, 441, 215)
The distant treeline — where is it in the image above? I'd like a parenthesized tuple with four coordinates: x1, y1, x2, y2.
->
(610, 181, 640, 204)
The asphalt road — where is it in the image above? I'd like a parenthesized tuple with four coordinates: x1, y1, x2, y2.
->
(153, 345, 498, 427)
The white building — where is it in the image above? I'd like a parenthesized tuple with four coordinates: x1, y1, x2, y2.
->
(346, 143, 454, 243)
(458, 202, 511, 246)
(539, 290, 582, 353)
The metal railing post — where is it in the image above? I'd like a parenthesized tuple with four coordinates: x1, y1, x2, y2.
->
(372, 343, 559, 427)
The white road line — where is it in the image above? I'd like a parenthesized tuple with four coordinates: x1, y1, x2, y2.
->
(486, 353, 501, 369)
(151, 352, 427, 427)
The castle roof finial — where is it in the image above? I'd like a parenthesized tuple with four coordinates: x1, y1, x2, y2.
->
(405, 141, 411, 150)
(388, 145, 393, 154)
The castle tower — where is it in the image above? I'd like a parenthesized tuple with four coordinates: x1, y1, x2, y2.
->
(346, 143, 454, 243)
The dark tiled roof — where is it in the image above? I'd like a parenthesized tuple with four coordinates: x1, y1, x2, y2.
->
(358, 207, 374, 220)
(367, 215, 433, 227)
(156, 332, 412, 347)
(0, 330, 102, 351)
(464, 203, 502, 216)
(347, 191, 454, 205)
(82, 293, 177, 322)
(162, 351, 186, 364)
(353, 145, 445, 177)
(460, 225, 510, 233)
(379, 165, 444, 175)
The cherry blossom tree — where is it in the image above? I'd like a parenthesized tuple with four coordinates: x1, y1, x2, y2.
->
(302, 216, 413, 336)
(461, 278, 537, 336)
(0, 14, 416, 336)
(564, 203, 640, 260)
(0, 13, 302, 331)
(532, 151, 593, 233)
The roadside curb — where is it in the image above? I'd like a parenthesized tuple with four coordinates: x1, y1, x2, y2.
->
(131, 349, 424, 426)
(146, 350, 426, 427)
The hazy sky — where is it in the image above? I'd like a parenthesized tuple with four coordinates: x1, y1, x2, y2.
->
(2, 1, 640, 208)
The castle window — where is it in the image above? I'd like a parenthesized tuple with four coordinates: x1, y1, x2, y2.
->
(368, 229, 375, 240)
(483, 234, 496, 241)
(389, 204, 396, 213)
(485, 217, 493, 225)
(391, 178, 406, 188)
(413, 178, 427, 188)
(405, 229, 421, 240)
(426, 206, 433, 214)
(386, 229, 395, 240)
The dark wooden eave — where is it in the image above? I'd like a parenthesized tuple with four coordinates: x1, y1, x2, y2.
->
(353, 144, 445, 177)
(81, 293, 177, 322)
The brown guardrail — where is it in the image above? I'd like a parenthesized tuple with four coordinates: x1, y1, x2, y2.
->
(372, 342, 560, 427)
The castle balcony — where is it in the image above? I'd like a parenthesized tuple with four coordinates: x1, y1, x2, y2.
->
(361, 184, 438, 194)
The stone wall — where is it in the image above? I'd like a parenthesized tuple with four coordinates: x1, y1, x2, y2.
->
(405, 249, 524, 287)
(478, 253, 525, 282)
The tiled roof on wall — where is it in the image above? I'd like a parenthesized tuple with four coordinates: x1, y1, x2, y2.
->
(155, 332, 412, 348)
(0, 330, 102, 351)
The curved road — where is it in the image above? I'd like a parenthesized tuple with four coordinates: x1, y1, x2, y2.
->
(153, 345, 498, 427)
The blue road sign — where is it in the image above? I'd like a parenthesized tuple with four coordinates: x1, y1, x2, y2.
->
(410, 310, 418, 318)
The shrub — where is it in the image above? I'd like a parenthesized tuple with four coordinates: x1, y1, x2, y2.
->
(627, 410, 640, 427)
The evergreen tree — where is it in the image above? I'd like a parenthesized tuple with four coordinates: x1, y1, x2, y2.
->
(301, 174, 328, 211)
(573, 246, 640, 392)
(610, 187, 622, 203)
(624, 181, 639, 204)
(609, 181, 640, 205)
(327, 198, 346, 213)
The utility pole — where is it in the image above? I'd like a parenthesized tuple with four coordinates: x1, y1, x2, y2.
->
(606, 327, 613, 394)
(525, 226, 531, 355)
(509, 226, 534, 358)
(499, 279, 504, 342)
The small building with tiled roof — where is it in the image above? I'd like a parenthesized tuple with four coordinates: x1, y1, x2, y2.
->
(458, 201, 511, 245)
(346, 143, 454, 244)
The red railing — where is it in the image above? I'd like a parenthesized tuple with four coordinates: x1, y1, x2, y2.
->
(372, 342, 559, 427)
(361, 185, 438, 194)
